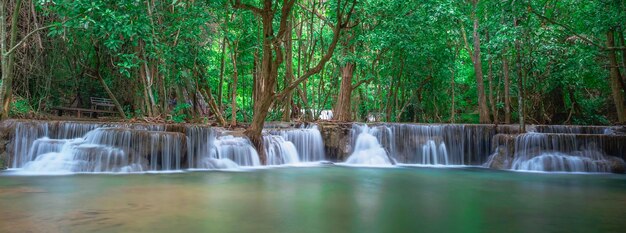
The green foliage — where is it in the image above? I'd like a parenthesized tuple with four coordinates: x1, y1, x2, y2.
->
(9, 98, 33, 118)
(4, 0, 621, 125)
(170, 103, 191, 123)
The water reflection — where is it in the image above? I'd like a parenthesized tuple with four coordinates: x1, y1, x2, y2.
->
(0, 167, 625, 233)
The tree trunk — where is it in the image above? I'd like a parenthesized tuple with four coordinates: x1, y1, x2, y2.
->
(0, 0, 7, 119)
(217, 35, 227, 111)
(200, 87, 226, 126)
(230, 41, 239, 126)
(503, 55, 511, 124)
(98, 74, 127, 119)
(235, 0, 351, 164)
(0, 0, 22, 119)
(138, 61, 153, 117)
(486, 32, 498, 124)
(334, 62, 355, 121)
(471, 1, 490, 123)
(607, 29, 626, 123)
(282, 17, 294, 121)
(515, 18, 525, 132)
(618, 30, 626, 100)
(449, 66, 456, 123)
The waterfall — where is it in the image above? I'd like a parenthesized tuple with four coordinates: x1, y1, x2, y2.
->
(22, 138, 134, 173)
(264, 135, 300, 165)
(7, 121, 329, 173)
(212, 135, 260, 167)
(484, 134, 516, 170)
(185, 126, 255, 169)
(510, 133, 625, 173)
(345, 127, 392, 166)
(348, 124, 493, 165)
(527, 125, 609, 135)
(267, 124, 326, 162)
(11, 121, 49, 168)
(185, 125, 216, 168)
(18, 127, 187, 173)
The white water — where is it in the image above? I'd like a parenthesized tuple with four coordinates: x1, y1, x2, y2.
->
(8, 121, 325, 173)
(512, 152, 612, 173)
(264, 135, 301, 165)
(510, 133, 624, 173)
(212, 135, 261, 167)
(349, 124, 467, 165)
(7, 120, 624, 174)
(268, 124, 326, 162)
(345, 125, 392, 166)
(18, 127, 186, 173)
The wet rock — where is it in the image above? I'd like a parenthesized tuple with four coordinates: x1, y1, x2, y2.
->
(318, 122, 353, 162)
(485, 146, 514, 170)
(0, 152, 5, 170)
(0, 121, 13, 170)
(606, 156, 626, 174)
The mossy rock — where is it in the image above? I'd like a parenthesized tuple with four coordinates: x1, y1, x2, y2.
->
(0, 153, 5, 170)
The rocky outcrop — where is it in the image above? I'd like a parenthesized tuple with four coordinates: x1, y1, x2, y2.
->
(485, 134, 517, 170)
(318, 122, 353, 162)
(0, 121, 15, 170)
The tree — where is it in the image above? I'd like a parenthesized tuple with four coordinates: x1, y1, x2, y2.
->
(231, 0, 355, 163)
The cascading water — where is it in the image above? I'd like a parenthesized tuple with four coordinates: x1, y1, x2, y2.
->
(344, 125, 393, 166)
(510, 133, 625, 173)
(11, 122, 49, 168)
(19, 127, 187, 173)
(7, 119, 624, 174)
(347, 124, 495, 165)
(7, 120, 330, 173)
(267, 124, 326, 162)
(185, 126, 253, 169)
(211, 135, 261, 167)
(264, 135, 301, 165)
(527, 125, 611, 135)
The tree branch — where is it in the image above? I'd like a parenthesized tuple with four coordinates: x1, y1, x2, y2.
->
(277, 2, 355, 101)
(4, 18, 75, 56)
(231, 0, 263, 15)
(296, 2, 333, 28)
(529, 8, 604, 49)
(351, 78, 373, 90)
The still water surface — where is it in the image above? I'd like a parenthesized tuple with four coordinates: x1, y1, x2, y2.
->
(1, 166, 625, 233)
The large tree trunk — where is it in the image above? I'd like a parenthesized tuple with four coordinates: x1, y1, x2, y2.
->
(282, 17, 294, 121)
(486, 32, 498, 124)
(471, 0, 490, 123)
(334, 61, 355, 122)
(607, 29, 626, 123)
(0, 0, 22, 119)
(235, 0, 351, 164)
(503, 55, 512, 124)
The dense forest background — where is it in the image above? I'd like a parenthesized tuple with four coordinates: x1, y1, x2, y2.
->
(1, 0, 626, 127)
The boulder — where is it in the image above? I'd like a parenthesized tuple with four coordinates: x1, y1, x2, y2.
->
(318, 122, 353, 161)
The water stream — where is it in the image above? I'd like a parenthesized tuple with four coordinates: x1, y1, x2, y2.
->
(7, 121, 329, 173)
(4, 120, 625, 173)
